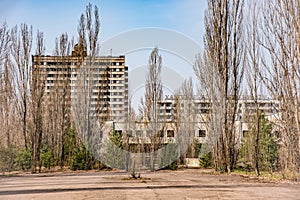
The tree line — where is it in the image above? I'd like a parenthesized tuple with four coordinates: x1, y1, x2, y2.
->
(0, 3, 102, 173)
(193, 0, 299, 179)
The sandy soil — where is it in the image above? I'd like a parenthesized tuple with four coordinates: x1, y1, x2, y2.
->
(0, 169, 299, 200)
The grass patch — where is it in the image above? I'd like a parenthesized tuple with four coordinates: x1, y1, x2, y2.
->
(233, 169, 299, 182)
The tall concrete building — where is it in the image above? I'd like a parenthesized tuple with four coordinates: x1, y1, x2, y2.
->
(32, 53, 128, 122)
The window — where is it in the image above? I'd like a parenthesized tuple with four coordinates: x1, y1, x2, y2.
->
(127, 130, 133, 137)
(242, 130, 248, 138)
(198, 130, 206, 137)
(167, 130, 174, 137)
(200, 109, 209, 114)
(47, 62, 56, 66)
(146, 130, 153, 137)
(136, 130, 143, 137)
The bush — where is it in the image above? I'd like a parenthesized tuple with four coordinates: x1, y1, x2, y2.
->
(198, 143, 212, 168)
(199, 152, 212, 168)
(103, 130, 126, 169)
(14, 147, 32, 171)
(0, 146, 16, 172)
(235, 162, 252, 172)
(41, 146, 54, 169)
(162, 160, 178, 170)
(64, 128, 77, 166)
(70, 144, 94, 170)
(238, 114, 279, 173)
(160, 144, 178, 170)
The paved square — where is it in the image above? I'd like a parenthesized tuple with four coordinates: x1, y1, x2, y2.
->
(0, 169, 299, 199)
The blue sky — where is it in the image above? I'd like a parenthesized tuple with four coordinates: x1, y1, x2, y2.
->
(0, 0, 207, 108)
(0, 0, 206, 53)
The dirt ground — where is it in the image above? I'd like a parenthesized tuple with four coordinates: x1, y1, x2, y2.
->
(0, 169, 299, 200)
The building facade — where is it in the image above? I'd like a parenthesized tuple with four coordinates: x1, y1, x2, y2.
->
(32, 54, 128, 122)
(111, 96, 280, 147)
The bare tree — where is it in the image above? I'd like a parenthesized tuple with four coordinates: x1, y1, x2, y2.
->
(0, 22, 12, 147)
(72, 3, 100, 168)
(30, 30, 46, 173)
(11, 23, 33, 149)
(75, 2, 99, 67)
(0, 22, 21, 172)
(176, 78, 196, 162)
(0, 22, 10, 62)
(244, 0, 265, 176)
(259, 0, 300, 178)
(194, 0, 245, 172)
(139, 47, 163, 171)
(57, 33, 72, 167)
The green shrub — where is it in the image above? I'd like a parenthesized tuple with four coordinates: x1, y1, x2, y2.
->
(64, 128, 77, 166)
(199, 152, 212, 168)
(162, 160, 178, 170)
(70, 144, 94, 170)
(104, 130, 126, 169)
(0, 146, 16, 172)
(198, 143, 212, 168)
(238, 113, 279, 173)
(235, 162, 252, 172)
(160, 144, 178, 170)
(41, 146, 54, 169)
(14, 147, 32, 171)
